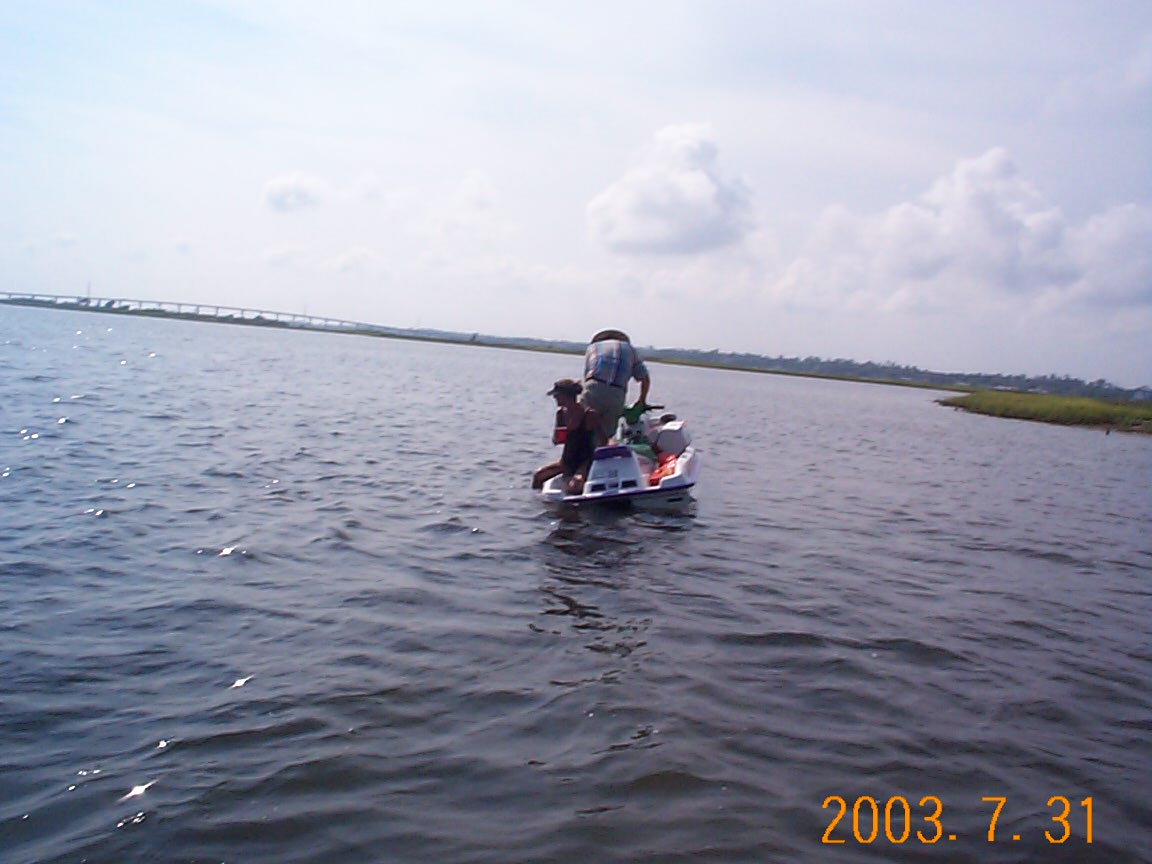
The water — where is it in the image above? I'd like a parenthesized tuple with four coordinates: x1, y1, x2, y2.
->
(2, 306, 1149, 863)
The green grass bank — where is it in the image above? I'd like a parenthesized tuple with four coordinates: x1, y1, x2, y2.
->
(938, 390, 1152, 433)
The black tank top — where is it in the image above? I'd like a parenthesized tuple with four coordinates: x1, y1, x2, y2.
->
(560, 411, 597, 473)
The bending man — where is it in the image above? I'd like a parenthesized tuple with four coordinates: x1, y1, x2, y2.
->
(580, 329, 651, 441)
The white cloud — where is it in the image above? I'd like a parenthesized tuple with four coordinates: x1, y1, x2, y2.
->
(420, 171, 516, 262)
(324, 246, 381, 276)
(263, 173, 326, 211)
(452, 171, 499, 212)
(352, 172, 387, 204)
(1047, 32, 1152, 115)
(773, 148, 1152, 319)
(587, 123, 753, 255)
(251, 171, 519, 298)
(1066, 203, 1152, 308)
(262, 246, 310, 268)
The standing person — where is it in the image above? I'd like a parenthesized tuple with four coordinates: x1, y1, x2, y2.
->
(532, 379, 607, 495)
(580, 329, 651, 441)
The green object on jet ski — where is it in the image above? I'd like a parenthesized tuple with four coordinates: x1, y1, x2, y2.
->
(621, 401, 661, 424)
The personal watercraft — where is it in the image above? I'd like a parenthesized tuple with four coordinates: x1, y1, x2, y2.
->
(538, 404, 700, 509)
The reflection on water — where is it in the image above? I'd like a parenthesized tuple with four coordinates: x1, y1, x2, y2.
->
(1, 306, 1149, 864)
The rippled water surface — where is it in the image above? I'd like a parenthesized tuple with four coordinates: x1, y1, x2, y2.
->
(2, 306, 1150, 863)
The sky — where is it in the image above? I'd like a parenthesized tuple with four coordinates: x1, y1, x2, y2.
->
(2, 1, 1151, 387)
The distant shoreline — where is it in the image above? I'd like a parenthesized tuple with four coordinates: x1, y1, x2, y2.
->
(5, 294, 1150, 429)
(0, 292, 961, 391)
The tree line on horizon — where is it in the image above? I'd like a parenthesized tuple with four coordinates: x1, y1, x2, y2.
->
(475, 333, 1148, 402)
(641, 346, 1149, 401)
(4, 293, 1145, 401)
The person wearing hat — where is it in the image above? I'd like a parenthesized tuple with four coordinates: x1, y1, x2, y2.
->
(580, 329, 651, 441)
(532, 378, 607, 494)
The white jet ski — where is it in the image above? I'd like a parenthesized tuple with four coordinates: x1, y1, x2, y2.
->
(538, 404, 700, 509)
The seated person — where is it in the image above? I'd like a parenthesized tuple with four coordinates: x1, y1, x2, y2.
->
(532, 378, 607, 494)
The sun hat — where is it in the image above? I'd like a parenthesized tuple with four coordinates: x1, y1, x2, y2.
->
(591, 329, 630, 343)
(547, 378, 582, 396)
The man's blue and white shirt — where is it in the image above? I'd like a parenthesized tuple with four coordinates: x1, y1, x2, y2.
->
(583, 340, 648, 388)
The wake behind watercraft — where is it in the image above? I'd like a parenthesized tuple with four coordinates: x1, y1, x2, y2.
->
(538, 403, 700, 509)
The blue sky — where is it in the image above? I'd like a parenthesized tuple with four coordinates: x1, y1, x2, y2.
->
(2, 1, 1150, 386)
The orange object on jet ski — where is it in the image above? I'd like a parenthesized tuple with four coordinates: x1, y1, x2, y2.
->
(648, 452, 679, 483)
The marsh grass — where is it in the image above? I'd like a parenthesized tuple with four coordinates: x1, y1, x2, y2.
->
(939, 390, 1152, 432)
